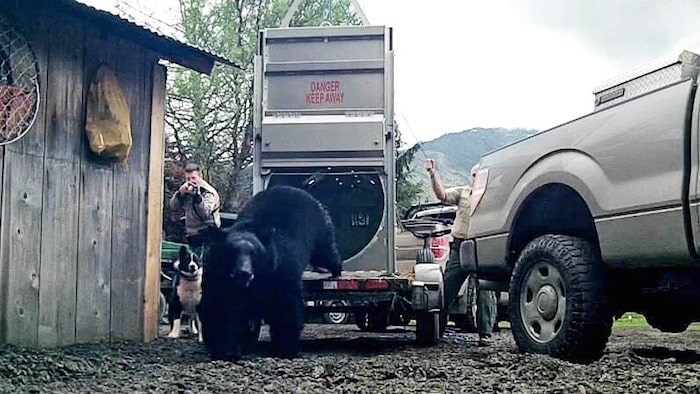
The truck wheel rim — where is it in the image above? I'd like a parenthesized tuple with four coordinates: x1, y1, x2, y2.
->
(519, 260, 566, 344)
(327, 312, 347, 324)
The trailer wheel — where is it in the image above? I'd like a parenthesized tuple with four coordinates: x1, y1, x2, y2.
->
(416, 311, 440, 346)
(322, 301, 349, 324)
(354, 310, 388, 332)
(354, 313, 368, 330)
(509, 235, 612, 362)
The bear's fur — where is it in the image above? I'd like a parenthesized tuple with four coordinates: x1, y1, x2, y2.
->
(199, 185, 342, 360)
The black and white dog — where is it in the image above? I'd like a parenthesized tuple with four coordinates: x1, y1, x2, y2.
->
(167, 245, 203, 341)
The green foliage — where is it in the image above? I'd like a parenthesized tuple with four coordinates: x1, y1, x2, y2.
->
(395, 123, 425, 221)
(163, 0, 361, 238)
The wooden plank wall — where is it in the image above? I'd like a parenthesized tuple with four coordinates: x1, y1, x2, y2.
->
(37, 12, 85, 347)
(75, 24, 120, 344)
(110, 38, 151, 341)
(0, 1, 50, 346)
(0, 3, 164, 347)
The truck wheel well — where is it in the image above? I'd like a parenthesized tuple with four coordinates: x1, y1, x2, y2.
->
(508, 184, 598, 265)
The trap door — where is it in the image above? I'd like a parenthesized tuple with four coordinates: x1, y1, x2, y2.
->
(258, 25, 393, 168)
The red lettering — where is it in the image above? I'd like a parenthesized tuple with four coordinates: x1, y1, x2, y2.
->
(306, 80, 344, 105)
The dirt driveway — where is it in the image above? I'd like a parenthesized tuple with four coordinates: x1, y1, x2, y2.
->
(1, 323, 698, 393)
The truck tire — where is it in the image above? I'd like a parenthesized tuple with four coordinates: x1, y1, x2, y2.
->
(644, 313, 691, 333)
(416, 311, 440, 346)
(509, 235, 612, 362)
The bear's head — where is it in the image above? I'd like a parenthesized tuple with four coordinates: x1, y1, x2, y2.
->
(199, 227, 267, 360)
(205, 227, 275, 289)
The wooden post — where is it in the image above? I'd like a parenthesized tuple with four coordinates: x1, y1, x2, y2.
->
(0, 146, 4, 343)
(144, 62, 166, 342)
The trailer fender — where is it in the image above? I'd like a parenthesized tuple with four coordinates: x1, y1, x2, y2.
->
(414, 263, 443, 285)
(412, 263, 444, 311)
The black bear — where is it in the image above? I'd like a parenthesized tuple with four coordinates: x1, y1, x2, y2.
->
(199, 185, 342, 360)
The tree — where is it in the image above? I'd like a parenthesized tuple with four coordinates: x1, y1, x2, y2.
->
(163, 0, 361, 240)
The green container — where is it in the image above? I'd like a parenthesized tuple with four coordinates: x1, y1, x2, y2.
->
(161, 240, 186, 262)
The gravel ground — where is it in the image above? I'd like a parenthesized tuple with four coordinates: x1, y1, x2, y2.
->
(0, 323, 698, 393)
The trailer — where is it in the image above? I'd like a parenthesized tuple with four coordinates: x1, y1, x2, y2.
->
(252, 23, 446, 345)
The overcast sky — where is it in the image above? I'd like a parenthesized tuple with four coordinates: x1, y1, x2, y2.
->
(87, 0, 700, 145)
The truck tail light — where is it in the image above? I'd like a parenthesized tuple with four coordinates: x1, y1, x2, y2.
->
(430, 235, 449, 260)
(470, 167, 489, 216)
(322, 279, 390, 290)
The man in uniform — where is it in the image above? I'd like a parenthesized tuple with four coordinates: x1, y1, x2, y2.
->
(426, 158, 497, 346)
(169, 162, 221, 257)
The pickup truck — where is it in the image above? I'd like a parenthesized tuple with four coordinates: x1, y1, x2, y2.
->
(460, 49, 700, 362)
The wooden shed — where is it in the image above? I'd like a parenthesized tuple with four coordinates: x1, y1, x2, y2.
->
(0, 0, 233, 347)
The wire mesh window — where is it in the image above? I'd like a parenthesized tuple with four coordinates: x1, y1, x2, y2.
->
(0, 13, 39, 145)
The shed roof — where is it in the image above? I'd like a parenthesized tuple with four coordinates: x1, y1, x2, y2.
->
(50, 0, 241, 75)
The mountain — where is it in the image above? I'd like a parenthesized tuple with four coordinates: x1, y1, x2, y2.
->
(237, 127, 539, 207)
(407, 127, 539, 202)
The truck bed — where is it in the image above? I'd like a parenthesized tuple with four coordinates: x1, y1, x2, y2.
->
(469, 74, 698, 271)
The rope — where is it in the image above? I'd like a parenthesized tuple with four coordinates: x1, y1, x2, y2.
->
(326, 0, 333, 22)
(398, 111, 429, 159)
(319, 0, 333, 26)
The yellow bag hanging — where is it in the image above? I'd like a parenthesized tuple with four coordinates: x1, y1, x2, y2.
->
(85, 65, 132, 161)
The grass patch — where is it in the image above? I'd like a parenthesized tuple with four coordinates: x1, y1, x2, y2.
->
(613, 313, 700, 331)
(613, 313, 650, 329)
(497, 313, 700, 332)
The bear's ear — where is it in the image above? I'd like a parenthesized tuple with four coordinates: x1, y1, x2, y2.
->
(249, 232, 277, 275)
(208, 226, 228, 242)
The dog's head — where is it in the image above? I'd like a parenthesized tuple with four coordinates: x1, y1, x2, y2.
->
(174, 245, 202, 279)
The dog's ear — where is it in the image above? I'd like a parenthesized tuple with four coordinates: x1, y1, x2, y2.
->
(178, 245, 190, 264)
(191, 251, 200, 266)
